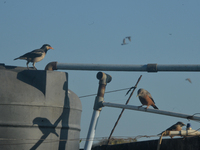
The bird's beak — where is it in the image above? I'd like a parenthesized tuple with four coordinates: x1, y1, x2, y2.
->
(49, 47, 54, 50)
(136, 95, 138, 97)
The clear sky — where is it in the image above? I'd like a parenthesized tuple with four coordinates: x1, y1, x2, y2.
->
(1, 0, 200, 148)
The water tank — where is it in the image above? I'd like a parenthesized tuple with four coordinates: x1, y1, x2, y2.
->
(0, 64, 82, 150)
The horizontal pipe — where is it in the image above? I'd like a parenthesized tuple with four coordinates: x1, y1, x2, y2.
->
(165, 130, 200, 136)
(57, 63, 145, 71)
(102, 102, 200, 121)
(52, 63, 200, 72)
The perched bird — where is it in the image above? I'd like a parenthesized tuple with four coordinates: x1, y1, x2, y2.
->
(121, 38, 127, 45)
(137, 88, 158, 109)
(185, 78, 192, 83)
(126, 36, 131, 42)
(159, 122, 186, 138)
(14, 44, 54, 70)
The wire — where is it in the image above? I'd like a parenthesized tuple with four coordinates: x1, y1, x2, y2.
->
(79, 87, 131, 98)
(187, 113, 200, 123)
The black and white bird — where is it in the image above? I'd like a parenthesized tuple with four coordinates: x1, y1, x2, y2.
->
(14, 44, 54, 70)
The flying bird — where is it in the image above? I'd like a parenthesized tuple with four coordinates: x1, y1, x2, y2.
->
(159, 122, 185, 138)
(137, 88, 158, 109)
(185, 78, 192, 83)
(126, 36, 131, 42)
(14, 44, 54, 70)
(121, 38, 128, 45)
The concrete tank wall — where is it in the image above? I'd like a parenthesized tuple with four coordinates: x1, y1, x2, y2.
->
(0, 64, 82, 150)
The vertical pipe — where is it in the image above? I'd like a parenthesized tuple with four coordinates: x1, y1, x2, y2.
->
(84, 72, 112, 150)
(83, 107, 101, 150)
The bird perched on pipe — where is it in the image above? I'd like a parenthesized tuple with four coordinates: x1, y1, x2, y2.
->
(159, 121, 186, 138)
(14, 44, 54, 70)
(137, 88, 158, 109)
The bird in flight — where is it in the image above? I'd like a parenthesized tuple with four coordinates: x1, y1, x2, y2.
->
(121, 36, 131, 45)
(14, 44, 54, 70)
(185, 78, 192, 83)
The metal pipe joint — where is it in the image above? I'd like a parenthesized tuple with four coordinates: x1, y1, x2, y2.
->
(96, 72, 112, 84)
(93, 72, 112, 111)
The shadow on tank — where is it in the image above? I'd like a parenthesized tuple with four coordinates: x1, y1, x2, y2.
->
(0, 64, 82, 150)
(17, 70, 46, 95)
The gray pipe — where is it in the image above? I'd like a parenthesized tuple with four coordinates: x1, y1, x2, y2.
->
(45, 62, 200, 72)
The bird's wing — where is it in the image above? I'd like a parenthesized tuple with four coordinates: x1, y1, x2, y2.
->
(166, 124, 177, 131)
(26, 49, 44, 58)
(31, 49, 45, 53)
(147, 91, 156, 104)
(123, 38, 126, 44)
(186, 78, 192, 83)
(126, 36, 131, 41)
(22, 52, 42, 58)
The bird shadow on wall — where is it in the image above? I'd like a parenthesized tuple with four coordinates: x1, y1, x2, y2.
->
(16, 70, 46, 95)
(30, 81, 70, 150)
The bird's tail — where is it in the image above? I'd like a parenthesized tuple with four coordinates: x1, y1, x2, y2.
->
(14, 57, 26, 60)
(152, 105, 159, 109)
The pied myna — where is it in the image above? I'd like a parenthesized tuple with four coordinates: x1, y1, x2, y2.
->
(14, 44, 54, 70)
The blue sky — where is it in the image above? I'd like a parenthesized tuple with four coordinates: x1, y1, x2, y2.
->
(1, 0, 200, 148)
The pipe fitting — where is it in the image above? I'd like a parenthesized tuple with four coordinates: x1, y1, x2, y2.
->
(147, 63, 157, 72)
(96, 72, 112, 84)
(94, 72, 112, 111)
(45, 62, 57, 71)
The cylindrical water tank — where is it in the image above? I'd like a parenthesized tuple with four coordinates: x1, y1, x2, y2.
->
(0, 64, 82, 150)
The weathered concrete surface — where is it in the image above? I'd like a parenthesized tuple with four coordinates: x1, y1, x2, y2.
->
(0, 64, 82, 150)
(90, 136, 200, 150)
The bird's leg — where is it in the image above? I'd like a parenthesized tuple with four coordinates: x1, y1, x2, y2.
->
(145, 105, 150, 109)
(26, 62, 30, 70)
(33, 62, 37, 70)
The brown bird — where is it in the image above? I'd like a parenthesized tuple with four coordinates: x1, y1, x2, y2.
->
(14, 44, 54, 70)
(159, 121, 186, 138)
(185, 78, 192, 83)
(137, 88, 158, 109)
